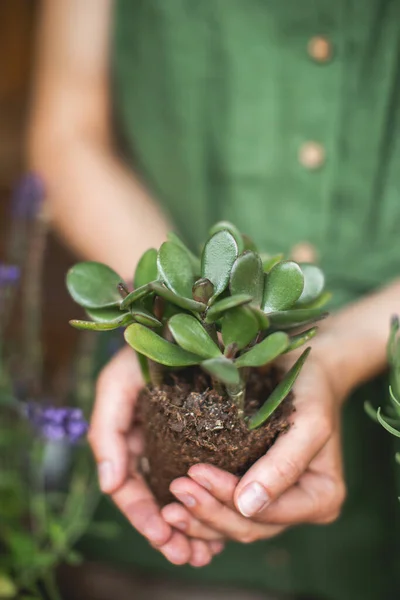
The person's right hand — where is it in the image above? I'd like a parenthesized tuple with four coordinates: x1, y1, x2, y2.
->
(88, 346, 225, 567)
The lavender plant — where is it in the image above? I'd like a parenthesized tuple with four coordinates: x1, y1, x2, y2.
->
(0, 175, 109, 600)
(67, 223, 329, 428)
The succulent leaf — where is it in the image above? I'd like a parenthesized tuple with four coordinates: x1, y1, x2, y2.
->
(268, 308, 328, 330)
(167, 231, 201, 274)
(209, 221, 244, 254)
(296, 263, 325, 306)
(86, 306, 133, 325)
(249, 306, 270, 330)
(66, 262, 123, 309)
(124, 323, 202, 367)
(242, 233, 258, 252)
(192, 278, 214, 303)
(248, 347, 311, 429)
(169, 314, 222, 359)
(150, 281, 206, 312)
(205, 294, 253, 323)
(130, 305, 162, 328)
(201, 230, 238, 300)
(299, 290, 332, 310)
(230, 251, 264, 307)
(70, 318, 131, 331)
(157, 241, 194, 298)
(134, 248, 158, 289)
(201, 356, 241, 387)
(261, 253, 284, 273)
(120, 283, 154, 309)
(235, 332, 289, 368)
(262, 261, 304, 313)
(221, 306, 259, 350)
(285, 327, 318, 353)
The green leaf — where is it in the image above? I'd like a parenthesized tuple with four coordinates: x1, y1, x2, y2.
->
(205, 294, 253, 323)
(167, 231, 201, 274)
(248, 347, 310, 429)
(134, 248, 158, 289)
(388, 315, 400, 364)
(168, 314, 222, 359)
(296, 264, 325, 306)
(221, 307, 259, 350)
(192, 278, 214, 303)
(285, 327, 318, 353)
(136, 352, 151, 385)
(201, 230, 238, 300)
(261, 253, 284, 273)
(268, 308, 328, 330)
(242, 233, 258, 252)
(235, 332, 289, 368)
(130, 305, 162, 328)
(364, 400, 400, 428)
(389, 384, 400, 412)
(69, 318, 131, 331)
(66, 262, 123, 308)
(376, 407, 400, 438)
(124, 323, 202, 367)
(86, 306, 133, 325)
(209, 221, 244, 254)
(150, 282, 206, 312)
(262, 261, 304, 312)
(120, 283, 154, 310)
(299, 290, 332, 309)
(230, 251, 264, 307)
(249, 307, 270, 330)
(157, 241, 194, 297)
(201, 356, 241, 386)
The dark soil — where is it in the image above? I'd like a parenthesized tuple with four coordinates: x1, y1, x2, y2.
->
(138, 367, 294, 505)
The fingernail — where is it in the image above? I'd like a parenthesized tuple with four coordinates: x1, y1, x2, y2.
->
(237, 482, 269, 517)
(190, 473, 212, 490)
(98, 460, 114, 492)
(171, 491, 196, 507)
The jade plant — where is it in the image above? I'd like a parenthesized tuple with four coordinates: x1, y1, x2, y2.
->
(66, 222, 329, 430)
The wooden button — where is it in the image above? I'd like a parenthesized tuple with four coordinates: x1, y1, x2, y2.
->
(299, 141, 325, 169)
(291, 241, 318, 263)
(308, 36, 332, 63)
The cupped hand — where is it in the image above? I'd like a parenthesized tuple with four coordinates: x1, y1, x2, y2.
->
(163, 349, 347, 544)
(88, 346, 224, 566)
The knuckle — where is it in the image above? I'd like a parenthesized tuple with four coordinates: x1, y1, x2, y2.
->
(273, 456, 302, 487)
(315, 415, 333, 444)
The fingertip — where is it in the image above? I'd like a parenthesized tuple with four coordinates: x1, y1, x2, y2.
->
(144, 513, 172, 546)
(159, 532, 192, 566)
(189, 540, 213, 568)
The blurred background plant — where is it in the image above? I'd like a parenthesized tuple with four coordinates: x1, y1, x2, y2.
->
(0, 175, 115, 600)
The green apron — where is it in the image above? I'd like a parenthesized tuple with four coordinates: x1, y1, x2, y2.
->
(80, 1, 400, 598)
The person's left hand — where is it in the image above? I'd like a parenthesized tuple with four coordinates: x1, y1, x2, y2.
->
(161, 349, 347, 544)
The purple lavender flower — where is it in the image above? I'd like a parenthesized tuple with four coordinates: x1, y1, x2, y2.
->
(0, 264, 20, 286)
(25, 403, 88, 443)
(12, 172, 45, 219)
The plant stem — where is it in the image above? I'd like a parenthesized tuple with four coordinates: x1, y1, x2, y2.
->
(148, 360, 164, 387)
(226, 384, 246, 418)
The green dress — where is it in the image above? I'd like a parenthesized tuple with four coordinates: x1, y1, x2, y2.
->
(80, 1, 400, 598)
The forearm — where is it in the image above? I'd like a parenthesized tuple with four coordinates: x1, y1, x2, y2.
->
(29, 134, 170, 280)
(314, 279, 400, 398)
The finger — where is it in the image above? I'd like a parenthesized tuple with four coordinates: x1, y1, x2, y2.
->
(234, 399, 331, 518)
(162, 502, 224, 541)
(170, 478, 284, 543)
(89, 347, 143, 493)
(154, 530, 192, 566)
(127, 427, 145, 456)
(188, 464, 239, 507)
(189, 539, 214, 567)
(112, 472, 172, 547)
(210, 540, 225, 555)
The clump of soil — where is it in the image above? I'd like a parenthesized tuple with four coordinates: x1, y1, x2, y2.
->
(138, 367, 294, 505)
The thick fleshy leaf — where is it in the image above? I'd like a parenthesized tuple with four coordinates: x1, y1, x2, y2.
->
(299, 290, 332, 310)
(209, 221, 244, 254)
(268, 308, 328, 330)
(134, 248, 158, 289)
(261, 253, 284, 273)
(130, 305, 162, 328)
(69, 318, 131, 331)
(248, 347, 311, 429)
(120, 283, 154, 309)
(66, 262, 123, 309)
(262, 261, 304, 312)
(230, 251, 264, 307)
(168, 314, 222, 359)
(124, 323, 202, 367)
(150, 282, 206, 312)
(86, 306, 133, 325)
(242, 234, 258, 252)
(192, 278, 214, 303)
(167, 231, 201, 274)
(235, 332, 289, 368)
(157, 241, 194, 297)
(285, 327, 318, 353)
(249, 307, 270, 330)
(205, 294, 253, 323)
(201, 356, 241, 386)
(296, 264, 325, 306)
(201, 230, 238, 300)
(222, 307, 259, 350)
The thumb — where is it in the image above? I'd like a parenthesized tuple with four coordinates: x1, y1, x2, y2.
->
(88, 346, 143, 493)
